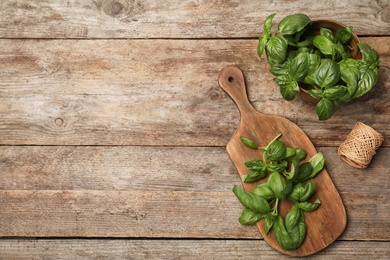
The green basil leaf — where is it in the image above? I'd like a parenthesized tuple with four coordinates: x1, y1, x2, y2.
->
(245, 159, 266, 171)
(252, 183, 275, 200)
(280, 85, 297, 100)
(340, 59, 360, 96)
(270, 63, 288, 76)
(314, 59, 340, 88)
(264, 213, 277, 236)
(308, 152, 325, 178)
(358, 43, 380, 64)
(288, 211, 306, 250)
(336, 26, 353, 44)
(267, 172, 288, 200)
(323, 86, 348, 100)
(266, 34, 288, 65)
(239, 208, 266, 225)
(240, 136, 258, 149)
(313, 35, 335, 56)
(307, 53, 321, 75)
(242, 170, 267, 183)
(265, 140, 287, 162)
(274, 215, 297, 251)
(320, 28, 336, 43)
(233, 185, 271, 213)
(277, 13, 311, 35)
(267, 162, 287, 173)
(296, 35, 315, 48)
(288, 52, 310, 82)
(307, 88, 323, 99)
(298, 199, 321, 212)
(316, 98, 336, 120)
(285, 204, 301, 232)
(285, 158, 299, 181)
(287, 181, 316, 203)
(285, 147, 296, 159)
(257, 13, 276, 57)
(296, 161, 313, 183)
(295, 148, 307, 160)
(355, 63, 379, 98)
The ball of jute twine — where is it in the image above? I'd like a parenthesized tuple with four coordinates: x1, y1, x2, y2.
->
(338, 122, 384, 168)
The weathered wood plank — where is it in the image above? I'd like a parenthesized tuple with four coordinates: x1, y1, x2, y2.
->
(0, 147, 389, 239)
(1, 146, 388, 193)
(0, 0, 389, 38)
(0, 239, 389, 260)
(1, 38, 389, 146)
(0, 190, 388, 240)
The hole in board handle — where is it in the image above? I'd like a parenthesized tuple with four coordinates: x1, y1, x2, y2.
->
(228, 76, 235, 83)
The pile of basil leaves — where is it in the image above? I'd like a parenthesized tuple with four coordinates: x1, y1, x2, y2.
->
(233, 134, 325, 251)
(257, 13, 381, 120)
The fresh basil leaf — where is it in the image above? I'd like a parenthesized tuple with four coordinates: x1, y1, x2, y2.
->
(296, 161, 313, 182)
(252, 183, 275, 200)
(242, 171, 267, 183)
(336, 26, 353, 44)
(287, 181, 315, 203)
(285, 158, 299, 181)
(280, 85, 297, 100)
(358, 43, 380, 64)
(257, 34, 269, 58)
(240, 136, 258, 149)
(316, 98, 336, 120)
(340, 59, 360, 96)
(267, 162, 287, 173)
(257, 13, 276, 57)
(274, 215, 302, 251)
(320, 28, 336, 43)
(307, 53, 321, 75)
(288, 52, 310, 82)
(239, 208, 266, 225)
(355, 63, 379, 97)
(323, 86, 348, 100)
(264, 213, 277, 236)
(245, 160, 265, 171)
(313, 35, 335, 56)
(285, 147, 296, 159)
(308, 152, 325, 178)
(270, 63, 288, 76)
(288, 211, 306, 250)
(295, 148, 307, 160)
(285, 204, 301, 232)
(277, 13, 311, 35)
(266, 34, 288, 65)
(233, 185, 271, 213)
(314, 59, 340, 88)
(265, 140, 287, 162)
(267, 171, 288, 200)
(273, 215, 294, 251)
(298, 199, 321, 212)
(307, 88, 323, 99)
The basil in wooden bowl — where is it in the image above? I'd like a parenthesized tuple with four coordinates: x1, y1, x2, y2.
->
(257, 13, 381, 120)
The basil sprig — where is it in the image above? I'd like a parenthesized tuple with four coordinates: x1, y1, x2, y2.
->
(233, 134, 324, 251)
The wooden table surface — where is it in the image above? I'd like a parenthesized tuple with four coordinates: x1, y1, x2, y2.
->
(1, 1, 389, 259)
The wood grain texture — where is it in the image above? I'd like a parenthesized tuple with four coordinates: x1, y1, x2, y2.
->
(0, 0, 389, 38)
(0, 239, 389, 260)
(0, 146, 388, 240)
(1, 38, 389, 146)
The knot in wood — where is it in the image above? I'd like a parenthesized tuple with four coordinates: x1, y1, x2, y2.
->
(95, 0, 144, 19)
(207, 87, 223, 101)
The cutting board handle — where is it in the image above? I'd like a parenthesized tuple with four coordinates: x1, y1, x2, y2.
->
(218, 66, 256, 114)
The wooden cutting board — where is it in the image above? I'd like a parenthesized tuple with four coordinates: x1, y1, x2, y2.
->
(218, 66, 347, 257)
